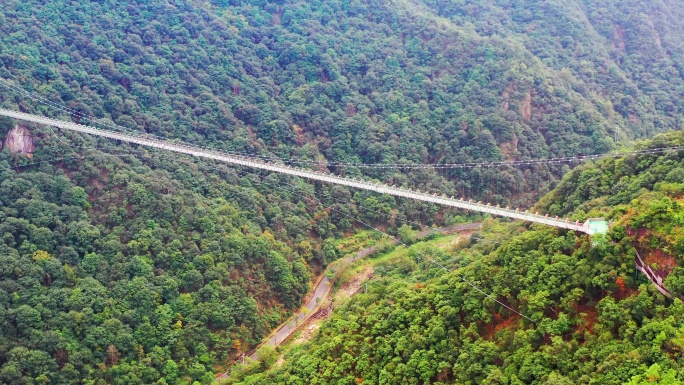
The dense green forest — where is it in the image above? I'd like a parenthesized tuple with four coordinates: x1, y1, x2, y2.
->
(226, 131, 684, 385)
(0, 121, 459, 384)
(1, 0, 684, 205)
(0, 128, 322, 383)
(2, 0, 684, 384)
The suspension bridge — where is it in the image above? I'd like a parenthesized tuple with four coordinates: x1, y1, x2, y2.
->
(0, 108, 606, 235)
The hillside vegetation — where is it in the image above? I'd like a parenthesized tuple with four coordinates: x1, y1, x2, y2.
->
(1, 0, 684, 384)
(1, 0, 684, 205)
(227, 131, 684, 384)
(0, 128, 342, 383)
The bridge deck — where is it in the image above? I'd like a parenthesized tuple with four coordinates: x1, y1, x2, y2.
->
(0, 108, 597, 234)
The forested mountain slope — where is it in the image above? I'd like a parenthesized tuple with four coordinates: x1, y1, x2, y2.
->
(1, 1, 684, 384)
(0, 126, 354, 383)
(538, 130, 684, 295)
(228, 131, 684, 384)
(1, 0, 683, 205)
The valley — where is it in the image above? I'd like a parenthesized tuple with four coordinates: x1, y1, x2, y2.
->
(1, 1, 684, 384)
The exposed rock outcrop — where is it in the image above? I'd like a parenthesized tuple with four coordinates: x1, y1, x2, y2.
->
(3, 124, 35, 157)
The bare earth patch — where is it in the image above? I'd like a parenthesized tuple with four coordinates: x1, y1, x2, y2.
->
(293, 266, 375, 346)
(335, 266, 375, 301)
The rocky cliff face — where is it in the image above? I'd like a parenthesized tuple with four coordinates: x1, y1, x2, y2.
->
(3, 124, 35, 157)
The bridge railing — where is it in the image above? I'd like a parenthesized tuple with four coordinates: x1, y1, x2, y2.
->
(0, 108, 593, 234)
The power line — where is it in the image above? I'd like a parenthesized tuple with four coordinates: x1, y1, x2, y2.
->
(160, 150, 510, 250)
(2, 78, 682, 171)
(221, 166, 537, 323)
(1, 154, 84, 169)
(0, 151, 132, 170)
(2, 142, 452, 235)
(4, 146, 533, 322)
(4, 147, 508, 257)
(151, 152, 536, 321)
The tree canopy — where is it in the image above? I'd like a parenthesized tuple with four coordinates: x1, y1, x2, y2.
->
(2, 0, 684, 383)
(225, 131, 684, 385)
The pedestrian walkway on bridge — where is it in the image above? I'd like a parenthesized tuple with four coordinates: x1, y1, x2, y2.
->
(0, 108, 608, 235)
